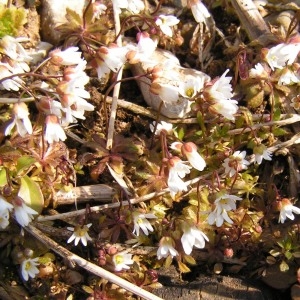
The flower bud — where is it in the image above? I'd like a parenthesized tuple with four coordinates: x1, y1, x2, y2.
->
(224, 248, 234, 258)
(24, 248, 34, 258)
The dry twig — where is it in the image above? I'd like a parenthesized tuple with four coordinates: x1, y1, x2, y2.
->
(25, 224, 163, 300)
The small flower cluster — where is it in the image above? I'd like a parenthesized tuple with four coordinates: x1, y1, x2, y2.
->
(1, 39, 94, 144)
(157, 222, 209, 259)
(251, 40, 300, 105)
(167, 141, 206, 198)
(44, 47, 94, 143)
(0, 36, 32, 91)
(208, 191, 242, 227)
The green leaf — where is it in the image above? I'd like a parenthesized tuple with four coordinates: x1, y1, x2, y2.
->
(65, 8, 83, 25)
(272, 127, 287, 136)
(82, 285, 94, 294)
(39, 252, 56, 264)
(0, 168, 7, 187)
(273, 107, 281, 121)
(18, 175, 44, 214)
(164, 255, 173, 268)
(176, 126, 185, 140)
(0, 4, 27, 37)
(284, 250, 293, 260)
(16, 155, 36, 175)
(184, 254, 196, 265)
(178, 260, 191, 273)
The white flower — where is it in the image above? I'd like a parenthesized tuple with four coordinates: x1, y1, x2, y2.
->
(44, 115, 67, 144)
(150, 120, 173, 135)
(36, 97, 63, 118)
(132, 212, 157, 236)
(181, 224, 209, 255)
(127, 32, 157, 64)
(93, 57, 111, 79)
(127, 0, 145, 14)
(58, 79, 94, 124)
(253, 144, 272, 164)
(150, 81, 179, 103)
(189, 0, 211, 24)
(112, 0, 128, 14)
(222, 150, 250, 177)
(92, 1, 107, 20)
(278, 68, 300, 85)
(168, 171, 189, 199)
(170, 141, 183, 152)
(179, 75, 203, 98)
(181, 142, 206, 171)
(278, 199, 300, 223)
(9, 59, 30, 73)
(97, 45, 128, 73)
(205, 69, 233, 102)
(5, 102, 33, 137)
(112, 252, 134, 271)
(207, 193, 242, 227)
(0, 209, 10, 229)
(155, 15, 180, 37)
(157, 237, 178, 259)
(204, 70, 238, 119)
(265, 43, 300, 70)
(0, 195, 14, 212)
(50, 47, 83, 66)
(63, 60, 90, 87)
(249, 63, 268, 78)
(67, 223, 93, 246)
(12, 196, 38, 227)
(0, 62, 23, 91)
(167, 157, 191, 197)
(0, 35, 32, 63)
(0, 196, 13, 229)
(21, 257, 40, 281)
(210, 99, 239, 120)
(207, 207, 233, 227)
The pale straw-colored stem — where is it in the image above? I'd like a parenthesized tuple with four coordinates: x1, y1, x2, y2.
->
(0, 97, 35, 103)
(228, 114, 300, 135)
(106, 3, 123, 150)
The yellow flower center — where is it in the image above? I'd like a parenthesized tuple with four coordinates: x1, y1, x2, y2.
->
(75, 225, 88, 237)
(25, 261, 32, 271)
(185, 88, 194, 98)
(115, 255, 124, 264)
(220, 198, 228, 205)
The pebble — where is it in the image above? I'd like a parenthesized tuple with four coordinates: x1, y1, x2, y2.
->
(40, 0, 87, 45)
